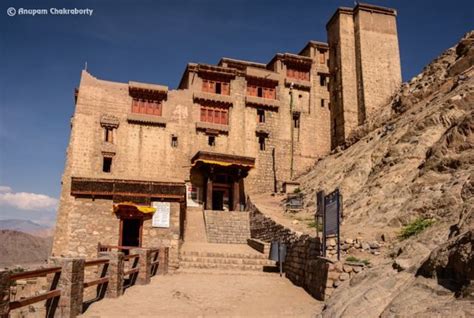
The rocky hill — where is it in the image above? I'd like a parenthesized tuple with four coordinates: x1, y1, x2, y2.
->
(293, 31, 473, 316)
(0, 219, 53, 237)
(0, 230, 52, 268)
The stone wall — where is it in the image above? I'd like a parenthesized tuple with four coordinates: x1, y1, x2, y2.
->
(247, 198, 366, 300)
(204, 211, 250, 244)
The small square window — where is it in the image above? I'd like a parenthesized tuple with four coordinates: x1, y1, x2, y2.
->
(208, 136, 216, 147)
(258, 136, 266, 151)
(103, 157, 112, 173)
(293, 113, 300, 129)
(171, 135, 178, 148)
(321, 99, 325, 108)
(104, 127, 113, 143)
(320, 75, 327, 87)
(257, 109, 265, 123)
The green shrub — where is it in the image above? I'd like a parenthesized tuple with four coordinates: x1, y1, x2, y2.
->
(307, 220, 322, 231)
(346, 256, 370, 265)
(293, 187, 301, 194)
(399, 217, 435, 240)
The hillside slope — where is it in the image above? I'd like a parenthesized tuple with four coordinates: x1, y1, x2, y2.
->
(0, 230, 52, 268)
(296, 32, 473, 316)
(0, 219, 53, 237)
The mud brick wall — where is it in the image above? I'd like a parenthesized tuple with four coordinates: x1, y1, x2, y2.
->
(204, 211, 250, 244)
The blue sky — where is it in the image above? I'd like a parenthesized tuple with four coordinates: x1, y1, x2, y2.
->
(0, 0, 472, 225)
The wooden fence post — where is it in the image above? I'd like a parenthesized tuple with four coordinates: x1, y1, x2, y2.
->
(98, 251, 124, 298)
(49, 257, 85, 318)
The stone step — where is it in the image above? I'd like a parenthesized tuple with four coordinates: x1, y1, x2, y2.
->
(181, 250, 269, 259)
(175, 268, 279, 276)
(180, 256, 276, 266)
(179, 261, 276, 272)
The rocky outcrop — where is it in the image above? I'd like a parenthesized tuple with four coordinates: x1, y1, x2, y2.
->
(292, 31, 474, 317)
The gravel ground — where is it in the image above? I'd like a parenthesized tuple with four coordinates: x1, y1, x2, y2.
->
(82, 272, 323, 317)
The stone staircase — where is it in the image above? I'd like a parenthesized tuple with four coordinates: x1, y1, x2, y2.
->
(178, 242, 277, 274)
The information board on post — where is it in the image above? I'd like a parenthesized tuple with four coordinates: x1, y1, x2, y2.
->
(152, 201, 171, 228)
(317, 188, 342, 260)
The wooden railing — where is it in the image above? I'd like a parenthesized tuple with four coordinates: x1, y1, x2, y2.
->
(123, 254, 140, 277)
(150, 249, 160, 277)
(83, 259, 110, 289)
(2, 245, 168, 318)
(98, 243, 137, 252)
(8, 266, 62, 314)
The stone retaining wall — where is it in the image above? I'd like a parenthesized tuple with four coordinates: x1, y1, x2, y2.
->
(204, 211, 250, 244)
(247, 198, 366, 300)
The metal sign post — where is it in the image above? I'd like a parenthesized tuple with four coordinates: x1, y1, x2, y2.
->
(318, 188, 342, 260)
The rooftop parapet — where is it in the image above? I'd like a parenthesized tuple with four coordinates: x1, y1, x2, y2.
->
(326, 2, 397, 29)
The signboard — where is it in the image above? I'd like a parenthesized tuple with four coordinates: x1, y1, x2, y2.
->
(316, 188, 342, 260)
(152, 202, 170, 228)
(324, 191, 339, 236)
(186, 183, 200, 207)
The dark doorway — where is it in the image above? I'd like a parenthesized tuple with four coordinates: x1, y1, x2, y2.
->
(120, 219, 142, 247)
(212, 190, 224, 210)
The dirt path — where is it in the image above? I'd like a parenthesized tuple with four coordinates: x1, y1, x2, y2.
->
(82, 273, 323, 317)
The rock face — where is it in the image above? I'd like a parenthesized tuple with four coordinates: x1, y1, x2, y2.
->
(295, 31, 474, 317)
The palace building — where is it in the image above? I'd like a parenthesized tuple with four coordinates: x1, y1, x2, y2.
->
(52, 3, 401, 268)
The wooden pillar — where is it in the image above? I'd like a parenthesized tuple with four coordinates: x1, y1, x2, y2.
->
(206, 177, 213, 210)
(0, 271, 10, 318)
(233, 180, 240, 211)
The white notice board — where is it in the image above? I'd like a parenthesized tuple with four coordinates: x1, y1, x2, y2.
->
(152, 202, 170, 228)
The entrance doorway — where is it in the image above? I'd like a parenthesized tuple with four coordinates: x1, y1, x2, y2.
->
(120, 219, 142, 247)
(212, 190, 224, 210)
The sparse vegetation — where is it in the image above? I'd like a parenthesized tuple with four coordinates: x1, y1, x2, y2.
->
(399, 217, 435, 240)
(307, 220, 322, 231)
(293, 187, 301, 194)
(346, 256, 370, 265)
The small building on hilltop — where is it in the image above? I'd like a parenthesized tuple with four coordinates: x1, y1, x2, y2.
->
(52, 3, 401, 268)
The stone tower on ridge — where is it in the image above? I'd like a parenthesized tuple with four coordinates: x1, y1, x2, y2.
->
(327, 3, 402, 148)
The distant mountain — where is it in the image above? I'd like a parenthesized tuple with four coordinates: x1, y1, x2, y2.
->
(0, 230, 52, 268)
(0, 219, 53, 237)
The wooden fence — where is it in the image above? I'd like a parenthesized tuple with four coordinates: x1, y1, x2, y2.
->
(0, 245, 169, 318)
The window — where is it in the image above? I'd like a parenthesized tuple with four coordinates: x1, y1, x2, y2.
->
(257, 109, 265, 123)
(103, 157, 112, 173)
(319, 50, 326, 64)
(202, 79, 230, 95)
(321, 99, 325, 108)
(132, 98, 162, 116)
(258, 136, 266, 151)
(287, 67, 310, 81)
(247, 82, 276, 100)
(200, 106, 228, 125)
(104, 127, 113, 143)
(171, 135, 178, 147)
(320, 75, 327, 87)
(208, 136, 216, 147)
(293, 113, 300, 129)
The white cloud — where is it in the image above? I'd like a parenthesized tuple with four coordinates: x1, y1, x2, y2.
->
(0, 186, 58, 211)
(0, 186, 12, 193)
